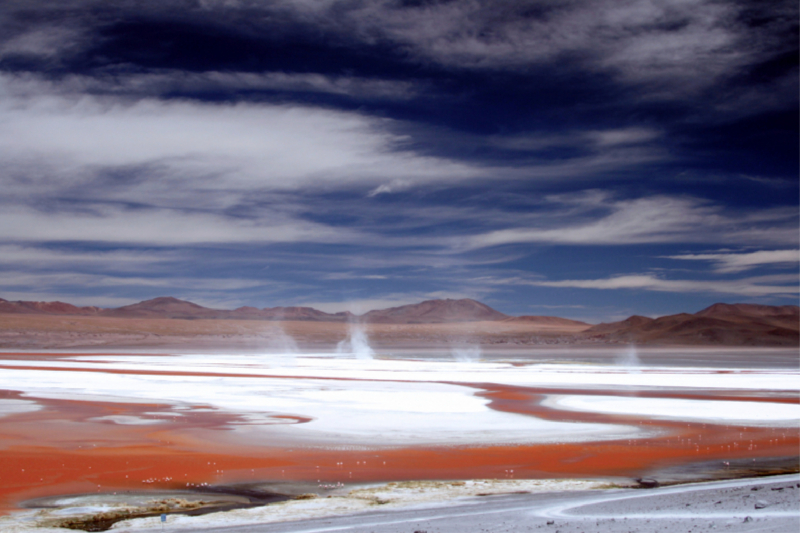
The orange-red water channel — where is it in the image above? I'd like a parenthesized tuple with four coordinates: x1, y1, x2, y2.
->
(0, 354, 797, 515)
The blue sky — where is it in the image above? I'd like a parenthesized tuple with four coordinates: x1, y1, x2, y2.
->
(0, 0, 797, 321)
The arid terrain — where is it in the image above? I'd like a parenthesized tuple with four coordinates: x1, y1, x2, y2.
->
(0, 297, 796, 350)
(0, 297, 797, 532)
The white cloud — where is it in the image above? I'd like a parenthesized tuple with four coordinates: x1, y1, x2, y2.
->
(587, 127, 661, 147)
(321, 0, 770, 96)
(17, 70, 420, 101)
(1, 0, 791, 103)
(665, 250, 800, 273)
(462, 196, 798, 249)
(0, 244, 177, 267)
(0, 73, 665, 206)
(324, 272, 389, 280)
(489, 127, 662, 152)
(523, 274, 798, 297)
(0, 74, 479, 195)
(0, 271, 264, 291)
(367, 179, 412, 197)
(0, 205, 358, 245)
(0, 26, 86, 59)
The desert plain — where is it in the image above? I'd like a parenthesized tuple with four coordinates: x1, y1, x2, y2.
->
(0, 299, 797, 532)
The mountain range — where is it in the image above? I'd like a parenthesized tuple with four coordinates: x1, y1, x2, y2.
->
(0, 296, 797, 345)
(0, 296, 511, 324)
(583, 303, 799, 346)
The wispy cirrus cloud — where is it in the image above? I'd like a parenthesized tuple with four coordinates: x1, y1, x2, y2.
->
(665, 249, 800, 273)
(0, 25, 86, 59)
(514, 273, 798, 297)
(0, 271, 265, 292)
(4, 1, 793, 103)
(0, 244, 179, 267)
(311, 0, 794, 96)
(3, 70, 422, 101)
(0, 205, 360, 246)
(462, 195, 798, 249)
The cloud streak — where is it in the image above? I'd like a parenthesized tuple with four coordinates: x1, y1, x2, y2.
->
(665, 250, 800, 273)
(462, 195, 798, 249)
(0, 206, 359, 245)
(0, 78, 478, 191)
(302, 0, 794, 97)
(521, 274, 798, 297)
(3, 70, 422, 101)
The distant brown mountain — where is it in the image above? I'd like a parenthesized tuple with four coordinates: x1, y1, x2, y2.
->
(1, 296, 798, 345)
(503, 315, 589, 327)
(694, 303, 799, 330)
(102, 296, 224, 319)
(361, 298, 509, 323)
(585, 315, 654, 335)
(102, 297, 351, 321)
(583, 304, 799, 346)
(0, 297, 101, 316)
(227, 306, 353, 321)
(3, 296, 507, 323)
(0, 295, 508, 324)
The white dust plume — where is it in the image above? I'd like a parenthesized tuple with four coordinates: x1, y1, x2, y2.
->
(336, 322, 374, 359)
(451, 345, 482, 363)
(615, 344, 642, 373)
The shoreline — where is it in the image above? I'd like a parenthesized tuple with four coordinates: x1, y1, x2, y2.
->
(3, 470, 798, 532)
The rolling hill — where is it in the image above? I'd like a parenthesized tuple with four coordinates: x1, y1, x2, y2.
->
(582, 304, 799, 346)
(1, 295, 797, 345)
(360, 298, 509, 323)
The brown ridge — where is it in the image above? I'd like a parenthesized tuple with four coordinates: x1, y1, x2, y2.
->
(1, 295, 797, 344)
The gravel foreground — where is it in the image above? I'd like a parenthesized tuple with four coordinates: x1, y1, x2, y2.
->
(6, 474, 800, 533)
(3, 475, 798, 532)
(177, 474, 800, 533)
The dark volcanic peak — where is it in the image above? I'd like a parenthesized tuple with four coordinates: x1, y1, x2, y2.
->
(361, 298, 509, 324)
